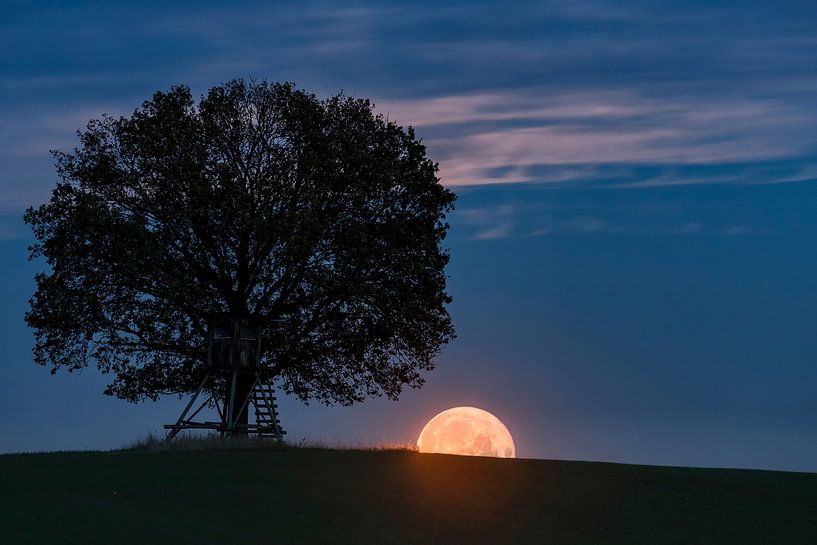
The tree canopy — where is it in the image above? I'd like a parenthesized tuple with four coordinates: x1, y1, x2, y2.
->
(25, 79, 456, 407)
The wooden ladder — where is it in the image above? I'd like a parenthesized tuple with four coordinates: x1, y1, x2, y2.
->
(252, 380, 286, 443)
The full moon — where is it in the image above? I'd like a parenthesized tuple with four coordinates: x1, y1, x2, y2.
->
(416, 406, 516, 458)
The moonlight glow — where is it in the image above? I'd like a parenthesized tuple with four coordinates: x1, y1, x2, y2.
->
(416, 406, 516, 458)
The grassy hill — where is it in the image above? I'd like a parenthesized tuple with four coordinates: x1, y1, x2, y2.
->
(1, 446, 816, 544)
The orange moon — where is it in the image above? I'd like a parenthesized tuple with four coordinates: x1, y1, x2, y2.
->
(416, 406, 516, 458)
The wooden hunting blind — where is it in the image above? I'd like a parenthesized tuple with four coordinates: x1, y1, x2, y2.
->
(164, 315, 286, 442)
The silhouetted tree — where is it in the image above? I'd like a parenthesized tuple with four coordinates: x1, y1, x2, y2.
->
(25, 79, 455, 430)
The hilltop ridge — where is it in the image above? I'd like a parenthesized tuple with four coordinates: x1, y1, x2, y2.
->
(1, 447, 816, 544)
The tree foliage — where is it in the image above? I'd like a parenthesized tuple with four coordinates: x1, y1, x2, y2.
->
(25, 79, 456, 406)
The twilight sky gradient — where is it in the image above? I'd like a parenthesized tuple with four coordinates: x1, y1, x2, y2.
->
(1, 0, 816, 471)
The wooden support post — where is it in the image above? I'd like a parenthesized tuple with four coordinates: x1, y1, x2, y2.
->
(226, 368, 238, 437)
(165, 374, 210, 442)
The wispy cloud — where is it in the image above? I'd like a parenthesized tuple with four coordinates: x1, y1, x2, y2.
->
(1, 0, 815, 211)
(378, 91, 816, 186)
(450, 179, 784, 240)
(472, 223, 513, 240)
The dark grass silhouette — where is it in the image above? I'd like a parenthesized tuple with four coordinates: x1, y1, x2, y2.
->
(1, 446, 816, 544)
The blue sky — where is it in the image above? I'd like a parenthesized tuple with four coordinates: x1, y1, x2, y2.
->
(1, 0, 816, 470)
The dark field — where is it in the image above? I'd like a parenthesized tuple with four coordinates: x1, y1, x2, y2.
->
(1, 447, 816, 544)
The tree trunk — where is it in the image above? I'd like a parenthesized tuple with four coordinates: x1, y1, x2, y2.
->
(226, 372, 254, 438)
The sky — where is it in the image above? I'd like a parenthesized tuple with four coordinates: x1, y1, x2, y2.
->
(1, 0, 816, 471)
